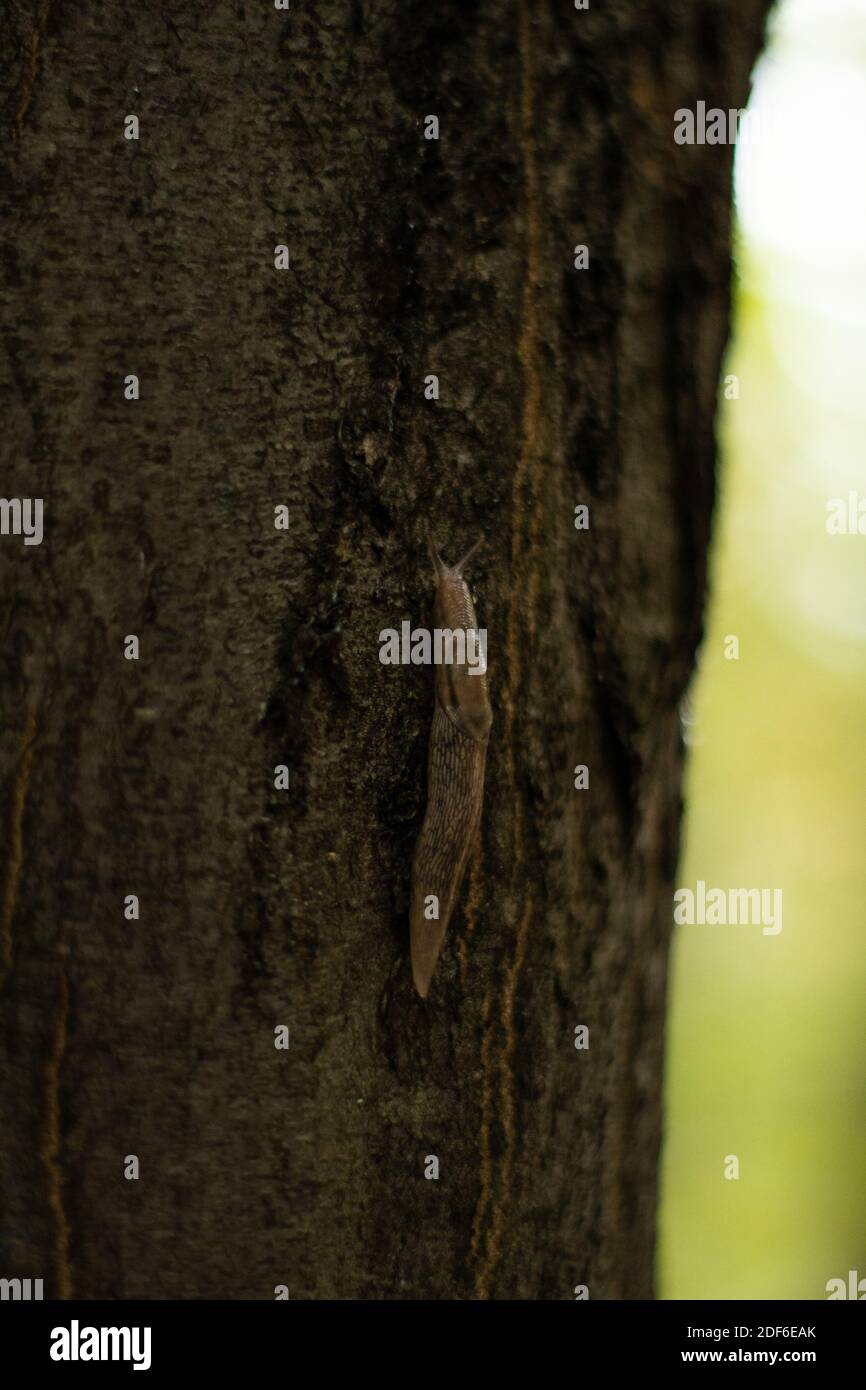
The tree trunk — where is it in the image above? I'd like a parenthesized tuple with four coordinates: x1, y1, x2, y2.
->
(0, 0, 772, 1300)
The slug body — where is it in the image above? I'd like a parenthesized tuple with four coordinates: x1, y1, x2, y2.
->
(410, 535, 492, 997)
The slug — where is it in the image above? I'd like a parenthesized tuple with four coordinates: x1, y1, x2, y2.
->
(410, 533, 492, 997)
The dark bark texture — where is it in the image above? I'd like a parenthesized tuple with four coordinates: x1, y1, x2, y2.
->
(0, 0, 773, 1300)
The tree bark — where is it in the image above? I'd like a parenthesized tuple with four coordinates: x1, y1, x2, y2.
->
(0, 0, 773, 1300)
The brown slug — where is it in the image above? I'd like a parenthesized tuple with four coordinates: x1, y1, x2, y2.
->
(409, 533, 491, 997)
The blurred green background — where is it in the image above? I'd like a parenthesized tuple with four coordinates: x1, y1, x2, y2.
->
(658, 0, 866, 1299)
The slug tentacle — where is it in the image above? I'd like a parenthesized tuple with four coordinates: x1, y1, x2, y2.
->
(410, 535, 491, 997)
